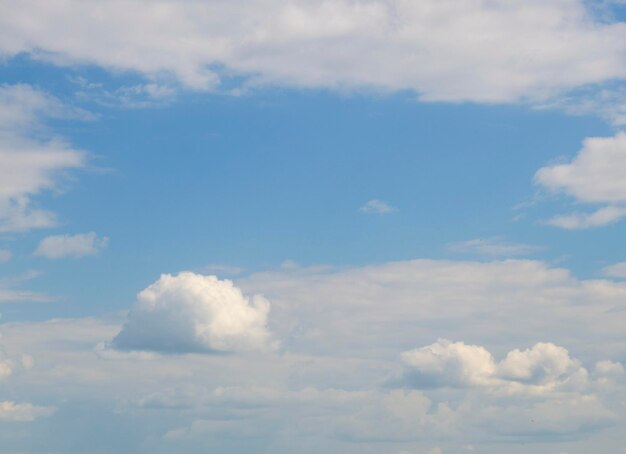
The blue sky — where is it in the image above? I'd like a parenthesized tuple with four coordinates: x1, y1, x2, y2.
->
(2, 1, 626, 453)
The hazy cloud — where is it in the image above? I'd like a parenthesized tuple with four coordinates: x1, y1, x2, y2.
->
(34, 232, 108, 259)
(359, 199, 397, 215)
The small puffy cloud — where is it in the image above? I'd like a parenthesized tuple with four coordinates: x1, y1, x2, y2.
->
(535, 133, 626, 228)
(111, 272, 275, 354)
(0, 401, 55, 422)
(401, 339, 497, 388)
(33, 232, 108, 259)
(401, 340, 592, 393)
(447, 237, 540, 257)
(359, 199, 397, 215)
(497, 343, 583, 385)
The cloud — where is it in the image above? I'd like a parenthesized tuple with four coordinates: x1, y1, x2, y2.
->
(545, 206, 626, 229)
(603, 262, 626, 278)
(0, 401, 55, 422)
(2, 259, 626, 450)
(359, 199, 397, 215)
(240, 259, 626, 361)
(2, 1, 626, 112)
(447, 237, 540, 257)
(0, 249, 11, 263)
(0, 272, 55, 303)
(0, 84, 86, 232)
(111, 272, 275, 354)
(33, 232, 108, 259)
(401, 339, 593, 394)
(535, 132, 626, 228)
(0, 356, 12, 380)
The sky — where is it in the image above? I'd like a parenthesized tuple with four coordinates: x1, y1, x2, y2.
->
(1, 1, 626, 453)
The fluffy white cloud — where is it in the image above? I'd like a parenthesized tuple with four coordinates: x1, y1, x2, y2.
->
(2, 1, 626, 110)
(535, 133, 626, 228)
(0, 401, 55, 422)
(447, 237, 540, 257)
(401, 340, 594, 394)
(359, 199, 397, 215)
(112, 272, 275, 353)
(34, 232, 108, 259)
(0, 84, 86, 232)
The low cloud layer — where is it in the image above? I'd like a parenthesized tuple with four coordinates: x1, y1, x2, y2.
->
(112, 272, 275, 354)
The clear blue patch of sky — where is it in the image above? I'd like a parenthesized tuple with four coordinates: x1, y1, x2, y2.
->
(0, 58, 623, 321)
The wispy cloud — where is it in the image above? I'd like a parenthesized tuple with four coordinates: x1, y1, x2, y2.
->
(447, 237, 540, 257)
(33, 232, 108, 259)
(359, 199, 397, 215)
(0, 84, 87, 232)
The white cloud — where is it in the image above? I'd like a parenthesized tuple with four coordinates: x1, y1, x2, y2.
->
(535, 132, 626, 228)
(0, 84, 86, 232)
(447, 237, 540, 257)
(2, 1, 626, 111)
(111, 272, 275, 353)
(0, 272, 55, 304)
(34, 232, 108, 259)
(2, 259, 626, 450)
(0, 401, 55, 422)
(241, 259, 626, 361)
(545, 206, 626, 229)
(401, 340, 591, 394)
(602, 261, 626, 278)
(359, 199, 397, 215)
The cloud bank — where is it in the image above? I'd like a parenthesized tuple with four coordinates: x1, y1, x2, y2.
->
(2, 1, 626, 113)
(112, 272, 275, 354)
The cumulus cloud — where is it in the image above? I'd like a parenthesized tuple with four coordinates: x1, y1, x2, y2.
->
(535, 133, 626, 228)
(447, 237, 540, 257)
(2, 1, 626, 113)
(0, 401, 55, 422)
(111, 272, 275, 353)
(401, 339, 594, 394)
(34, 232, 108, 259)
(359, 199, 397, 215)
(0, 84, 86, 232)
